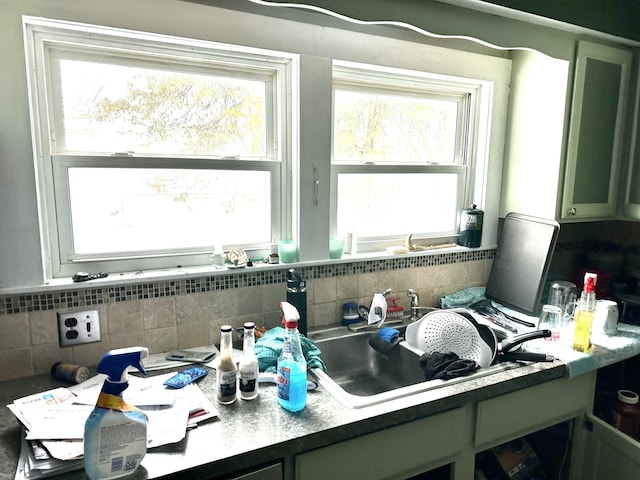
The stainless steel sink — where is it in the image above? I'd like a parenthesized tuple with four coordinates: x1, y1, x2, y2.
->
(309, 326, 523, 408)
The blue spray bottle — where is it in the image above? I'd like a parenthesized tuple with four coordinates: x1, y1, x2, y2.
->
(84, 347, 149, 480)
(276, 302, 307, 412)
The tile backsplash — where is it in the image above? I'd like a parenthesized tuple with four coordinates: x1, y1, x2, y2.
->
(0, 250, 493, 382)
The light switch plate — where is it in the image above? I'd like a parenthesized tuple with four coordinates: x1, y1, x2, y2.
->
(57, 309, 101, 347)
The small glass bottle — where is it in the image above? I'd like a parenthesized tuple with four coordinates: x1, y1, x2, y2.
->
(216, 325, 237, 404)
(268, 238, 280, 264)
(211, 244, 226, 269)
(238, 322, 259, 400)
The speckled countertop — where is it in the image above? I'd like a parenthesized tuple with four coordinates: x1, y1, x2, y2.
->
(0, 352, 566, 480)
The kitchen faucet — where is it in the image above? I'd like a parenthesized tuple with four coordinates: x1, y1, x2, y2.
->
(347, 288, 402, 332)
(406, 288, 435, 321)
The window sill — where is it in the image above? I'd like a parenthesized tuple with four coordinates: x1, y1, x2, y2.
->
(0, 244, 495, 296)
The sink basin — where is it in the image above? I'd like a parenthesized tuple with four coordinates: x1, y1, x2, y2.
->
(309, 326, 523, 408)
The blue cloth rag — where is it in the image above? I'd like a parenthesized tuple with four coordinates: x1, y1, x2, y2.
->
(439, 286, 487, 309)
(254, 327, 327, 374)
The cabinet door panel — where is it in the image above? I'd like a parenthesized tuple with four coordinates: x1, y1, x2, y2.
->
(623, 63, 640, 218)
(572, 59, 621, 204)
(295, 406, 470, 480)
(474, 373, 594, 450)
(583, 414, 640, 480)
(562, 41, 631, 220)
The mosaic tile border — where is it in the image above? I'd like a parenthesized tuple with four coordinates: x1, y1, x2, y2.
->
(0, 249, 495, 315)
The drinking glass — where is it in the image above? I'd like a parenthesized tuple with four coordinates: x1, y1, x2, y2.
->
(539, 304, 563, 342)
(548, 281, 577, 326)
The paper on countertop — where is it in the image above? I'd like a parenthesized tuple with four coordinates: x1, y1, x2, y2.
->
(22, 405, 93, 440)
(144, 397, 190, 448)
(12, 388, 75, 408)
(39, 439, 84, 462)
(15, 431, 84, 479)
(9, 371, 218, 448)
(8, 388, 77, 431)
(72, 373, 177, 407)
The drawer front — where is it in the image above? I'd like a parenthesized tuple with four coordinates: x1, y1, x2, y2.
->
(230, 462, 283, 480)
(475, 372, 595, 449)
(296, 406, 471, 480)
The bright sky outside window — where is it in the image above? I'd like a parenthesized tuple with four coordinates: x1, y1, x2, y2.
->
(332, 62, 483, 246)
(56, 58, 268, 157)
(25, 19, 292, 275)
(333, 89, 460, 164)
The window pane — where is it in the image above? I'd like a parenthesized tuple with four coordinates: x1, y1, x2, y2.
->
(68, 168, 271, 255)
(337, 173, 458, 237)
(58, 59, 267, 157)
(333, 89, 459, 164)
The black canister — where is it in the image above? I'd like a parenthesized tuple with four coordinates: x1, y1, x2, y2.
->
(457, 204, 484, 248)
(286, 268, 307, 336)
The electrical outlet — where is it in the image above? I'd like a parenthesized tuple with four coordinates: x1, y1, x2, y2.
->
(57, 309, 101, 347)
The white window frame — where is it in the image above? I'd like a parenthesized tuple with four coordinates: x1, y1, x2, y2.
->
(330, 61, 491, 251)
(23, 18, 297, 278)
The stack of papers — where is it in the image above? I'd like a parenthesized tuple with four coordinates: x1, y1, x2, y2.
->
(8, 372, 218, 479)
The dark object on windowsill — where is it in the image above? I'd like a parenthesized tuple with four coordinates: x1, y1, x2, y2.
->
(72, 272, 109, 282)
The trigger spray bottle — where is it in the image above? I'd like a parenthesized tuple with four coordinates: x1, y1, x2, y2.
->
(84, 347, 149, 480)
(276, 301, 307, 412)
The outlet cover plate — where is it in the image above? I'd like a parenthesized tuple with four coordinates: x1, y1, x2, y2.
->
(57, 309, 101, 347)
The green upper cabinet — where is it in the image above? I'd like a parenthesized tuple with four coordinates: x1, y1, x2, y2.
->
(562, 41, 632, 220)
(623, 66, 640, 219)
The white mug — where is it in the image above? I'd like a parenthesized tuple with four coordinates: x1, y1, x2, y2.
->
(595, 299, 619, 335)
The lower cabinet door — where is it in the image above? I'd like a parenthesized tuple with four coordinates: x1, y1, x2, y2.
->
(295, 406, 471, 480)
(582, 414, 640, 480)
(474, 373, 594, 450)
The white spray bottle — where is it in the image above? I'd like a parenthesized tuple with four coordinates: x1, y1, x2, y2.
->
(84, 346, 149, 480)
(368, 293, 387, 326)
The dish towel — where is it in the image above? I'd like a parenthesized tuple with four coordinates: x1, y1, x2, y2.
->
(419, 352, 479, 381)
(254, 327, 327, 374)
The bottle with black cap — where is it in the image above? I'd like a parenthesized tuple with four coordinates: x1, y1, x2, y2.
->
(458, 204, 484, 248)
(286, 268, 307, 336)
